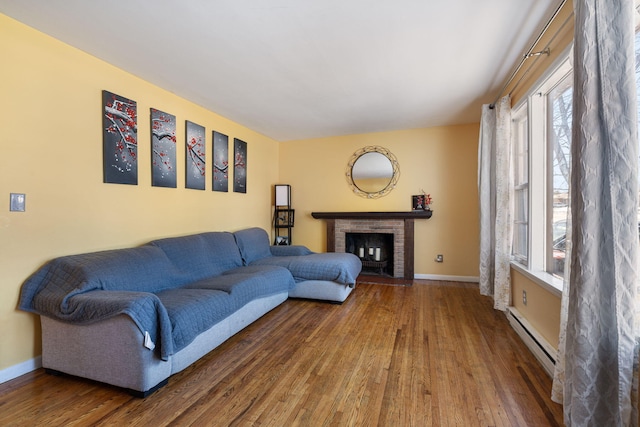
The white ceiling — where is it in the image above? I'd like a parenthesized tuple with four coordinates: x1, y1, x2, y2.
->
(0, 0, 558, 141)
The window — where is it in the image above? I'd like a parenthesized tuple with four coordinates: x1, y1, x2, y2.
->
(512, 104, 529, 265)
(510, 55, 572, 291)
(512, 23, 640, 292)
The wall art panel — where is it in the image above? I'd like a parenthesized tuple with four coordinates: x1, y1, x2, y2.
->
(233, 138, 247, 193)
(185, 120, 206, 190)
(212, 131, 229, 192)
(150, 108, 176, 188)
(102, 90, 137, 184)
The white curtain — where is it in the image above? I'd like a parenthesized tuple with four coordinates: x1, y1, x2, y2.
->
(478, 95, 512, 311)
(552, 1, 639, 425)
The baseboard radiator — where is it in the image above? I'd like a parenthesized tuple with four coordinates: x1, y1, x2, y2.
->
(507, 307, 557, 377)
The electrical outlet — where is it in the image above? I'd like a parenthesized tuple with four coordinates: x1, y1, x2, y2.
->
(435, 254, 443, 263)
(522, 290, 527, 305)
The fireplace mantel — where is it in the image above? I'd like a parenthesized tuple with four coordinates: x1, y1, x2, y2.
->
(311, 211, 432, 220)
(312, 211, 432, 280)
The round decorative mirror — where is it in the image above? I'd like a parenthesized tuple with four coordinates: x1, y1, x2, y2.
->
(346, 146, 400, 198)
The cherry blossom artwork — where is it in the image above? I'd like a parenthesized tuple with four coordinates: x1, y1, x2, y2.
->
(233, 138, 247, 193)
(102, 90, 137, 184)
(212, 131, 229, 192)
(150, 108, 176, 188)
(185, 121, 206, 190)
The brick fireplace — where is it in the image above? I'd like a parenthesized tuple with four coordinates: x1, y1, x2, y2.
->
(311, 211, 432, 280)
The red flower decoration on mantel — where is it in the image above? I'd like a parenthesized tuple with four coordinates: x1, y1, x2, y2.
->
(424, 193, 433, 209)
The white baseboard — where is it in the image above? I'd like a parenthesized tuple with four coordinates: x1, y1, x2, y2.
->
(0, 356, 41, 385)
(414, 274, 479, 283)
(507, 307, 557, 377)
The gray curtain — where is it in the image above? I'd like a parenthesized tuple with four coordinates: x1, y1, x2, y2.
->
(478, 96, 512, 311)
(552, 1, 639, 425)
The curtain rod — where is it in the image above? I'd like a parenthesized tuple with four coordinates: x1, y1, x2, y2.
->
(489, 0, 567, 109)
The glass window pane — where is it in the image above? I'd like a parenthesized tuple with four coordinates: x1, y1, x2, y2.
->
(512, 106, 529, 263)
(513, 187, 528, 261)
(547, 74, 573, 277)
(514, 116, 528, 187)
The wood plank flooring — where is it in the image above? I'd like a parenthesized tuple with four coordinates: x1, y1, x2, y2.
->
(0, 279, 563, 426)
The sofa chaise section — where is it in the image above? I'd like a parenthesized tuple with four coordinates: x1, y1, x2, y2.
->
(233, 227, 362, 303)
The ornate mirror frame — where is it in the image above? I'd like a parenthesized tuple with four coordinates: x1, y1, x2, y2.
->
(346, 145, 400, 199)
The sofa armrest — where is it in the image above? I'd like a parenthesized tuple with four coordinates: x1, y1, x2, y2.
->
(270, 245, 313, 257)
(41, 315, 171, 395)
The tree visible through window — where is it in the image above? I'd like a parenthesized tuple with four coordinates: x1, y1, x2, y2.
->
(548, 74, 573, 277)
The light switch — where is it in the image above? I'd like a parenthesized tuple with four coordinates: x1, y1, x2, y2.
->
(10, 193, 26, 212)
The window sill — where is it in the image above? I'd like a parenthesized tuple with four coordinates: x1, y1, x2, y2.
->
(510, 261, 563, 298)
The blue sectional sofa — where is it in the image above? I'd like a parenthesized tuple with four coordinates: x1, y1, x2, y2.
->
(19, 228, 361, 396)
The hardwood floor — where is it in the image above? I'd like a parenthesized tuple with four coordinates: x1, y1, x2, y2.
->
(0, 279, 563, 426)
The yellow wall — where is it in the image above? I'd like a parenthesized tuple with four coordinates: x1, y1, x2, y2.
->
(511, 271, 561, 347)
(280, 124, 480, 277)
(0, 14, 281, 370)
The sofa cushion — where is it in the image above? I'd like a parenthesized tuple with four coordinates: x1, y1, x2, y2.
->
(233, 228, 273, 265)
(149, 232, 243, 283)
(155, 288, 236, 352)
(252, 252, 362, 286)
(185, 265, 295, 306)
(270, 245, 313, 257)
(158, 266, 294, 351)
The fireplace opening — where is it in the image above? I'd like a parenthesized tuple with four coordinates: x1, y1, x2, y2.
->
(346, 232, 394, 276)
